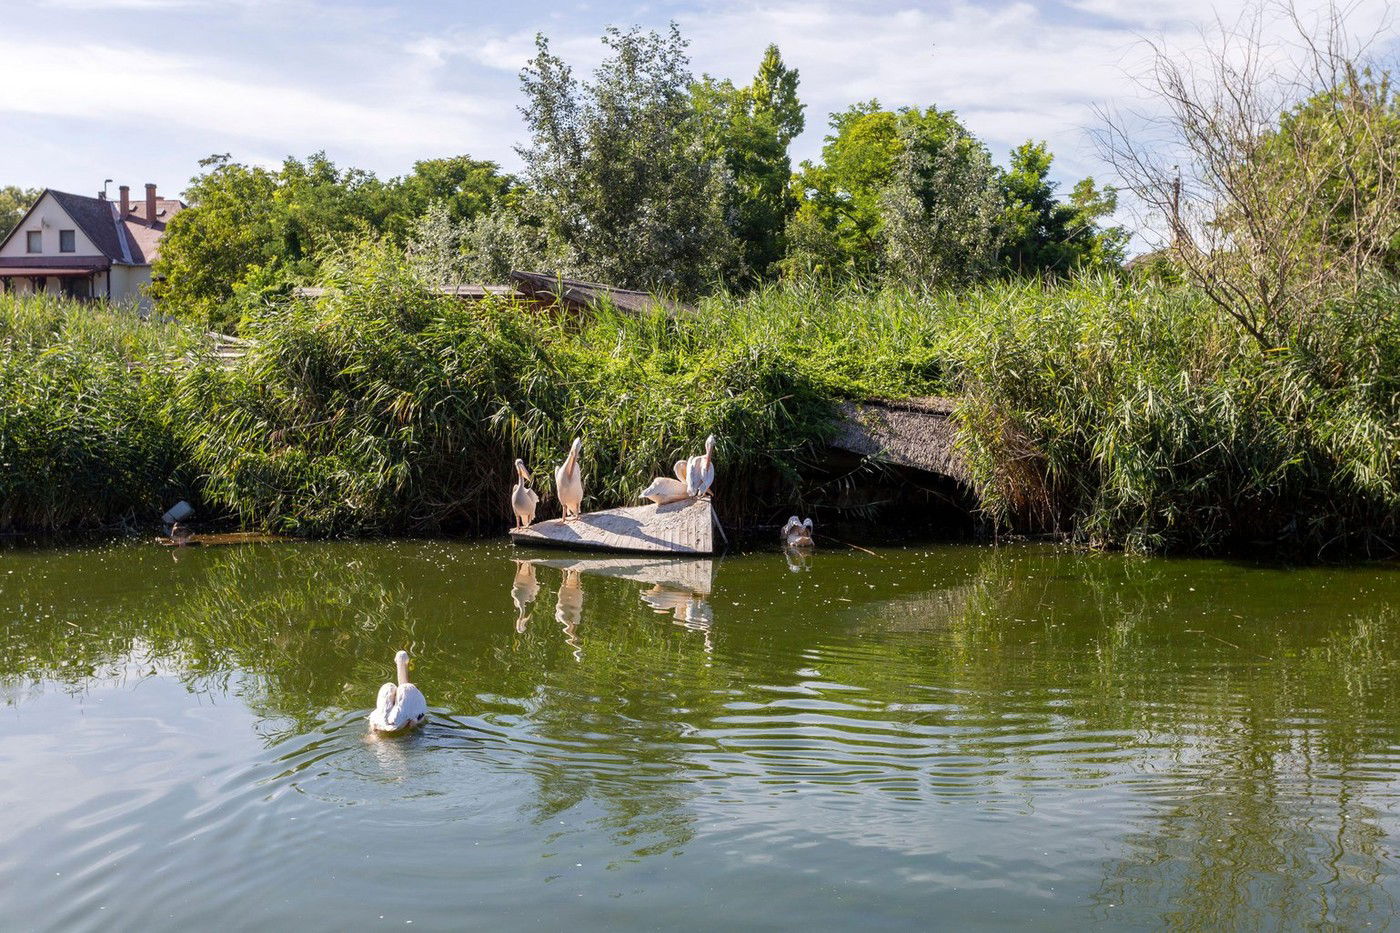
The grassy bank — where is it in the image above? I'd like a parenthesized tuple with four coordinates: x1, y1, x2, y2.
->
(3, 254, 1397, 556)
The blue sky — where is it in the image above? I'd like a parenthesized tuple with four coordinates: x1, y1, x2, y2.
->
(1, 0, 1394, 234)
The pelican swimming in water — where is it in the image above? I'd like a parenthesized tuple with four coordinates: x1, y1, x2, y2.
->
(782, 516, 815, 548)
(368, 650, 428, 733)
(641, 459, 691, 505)
(554, 437, 584, 521)
(685, 435, 716, 498)
(510, 458, 539, 527)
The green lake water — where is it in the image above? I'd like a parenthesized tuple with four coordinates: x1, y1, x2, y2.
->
(2, 539, 1399, 930)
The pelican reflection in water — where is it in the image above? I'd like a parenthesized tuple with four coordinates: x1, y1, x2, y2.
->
(783, 548, 812, 573)
(556, 569, 584, 662)
(511, 560, 540, 633)
(640, 583, 715, 653)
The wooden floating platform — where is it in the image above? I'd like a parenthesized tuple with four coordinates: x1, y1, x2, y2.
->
(509, 498, 714, 555)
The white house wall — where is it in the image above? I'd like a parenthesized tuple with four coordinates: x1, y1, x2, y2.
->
(109, 265, 154, 310)
(0, 193, 103, 258)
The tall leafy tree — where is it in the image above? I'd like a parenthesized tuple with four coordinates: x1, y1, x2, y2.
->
(882, 126, 1002, 286)
(153, 152, 513, 327)
(0, 185, 40, 240)
(998, 141, 1126, 275)
(693, 44, 805, 280)
(518, 24, 739, 293)
(377, 157, 517, 243)
(784, 102, 1000, 280)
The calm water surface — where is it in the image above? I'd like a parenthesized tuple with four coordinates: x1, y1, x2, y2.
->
(2, 539, 1399, 930)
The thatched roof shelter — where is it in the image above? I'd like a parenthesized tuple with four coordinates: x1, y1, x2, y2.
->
(830, 396, 971, 485)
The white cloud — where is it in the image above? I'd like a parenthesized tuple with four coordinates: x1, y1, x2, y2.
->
(3, 0, 1396, 242)
(0, 38, 507, 162)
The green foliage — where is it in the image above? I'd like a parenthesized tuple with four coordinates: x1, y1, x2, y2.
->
(0, 294, 199, 531)
(0, 185, 40, 240)
(998, 142, 1127, 275)
(955, 277, 1400, 554)
(375, 156, 517, 244)
(152, 152, 514, 329)
(882, 123, 1002, 286)
(692, 44, 805, 280)
(5, 264, 1397, 558)
(1254, 72, 1400, 280)
(785, 102, 1008, 281)
(518, 24, 740, 294)
(177, 242, 837, 535)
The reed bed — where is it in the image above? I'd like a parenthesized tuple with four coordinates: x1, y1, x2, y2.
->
(2, 251, 1396, 556)
(0, 294, 199, 532)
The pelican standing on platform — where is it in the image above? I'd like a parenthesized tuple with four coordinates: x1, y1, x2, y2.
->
(511, 458, 539, 527)
(641, 459, 691, 505)
(782, 516, 815, 548)
(554, 437, 585, 521)
(368, 650, 428, 733)
(685, 435, 716, 498)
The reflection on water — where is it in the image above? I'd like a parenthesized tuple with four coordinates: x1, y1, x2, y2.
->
(511, 560, 539, 633)
(554, 568, 584, 662)
(783, 545, 812, 573)
(2, 539, 1400, 930)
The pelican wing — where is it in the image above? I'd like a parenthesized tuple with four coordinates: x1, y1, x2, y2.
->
(641, 476, 689, 505)
(394, 683, 429, 727)
(368, 682, 399, 731)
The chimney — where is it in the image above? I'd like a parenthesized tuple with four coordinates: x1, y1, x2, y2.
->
(119, 185, 130, 219)
(145, 183, 157, 225)
(98, 189, 106, 201)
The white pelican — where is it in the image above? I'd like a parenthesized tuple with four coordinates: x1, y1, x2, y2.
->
(641, 460, 691, 505)
(368, 650, 428, 733)
(554, 437, 584, 521)
(685, 435, 716, 498)
(782, 516, 815, 548)
(510, 459, 539, 527)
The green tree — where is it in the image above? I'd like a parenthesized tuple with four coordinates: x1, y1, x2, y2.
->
(0, 185, 39, 240)
(518, 24, 739, 293)
(151, 155, 283, 327)
(784, 102, 1000, 281)
(998, 141, 1126, 275)
(882, 125, 1002, 286)
(692, 44, 805, 280)
(153, 152, 514, 327)
(1254, 73, 1400, 280)
(377, 157, 517, 243)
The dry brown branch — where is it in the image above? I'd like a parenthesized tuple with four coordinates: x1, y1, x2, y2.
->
(1096, 0, 1399, 348)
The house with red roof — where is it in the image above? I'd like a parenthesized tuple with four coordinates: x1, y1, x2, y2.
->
(0, 184, 185, 311)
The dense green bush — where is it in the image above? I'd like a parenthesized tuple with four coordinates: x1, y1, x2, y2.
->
(0, 295, 199, 531)
(176, 244, 840, 535)
(955, 278, 1400, 555)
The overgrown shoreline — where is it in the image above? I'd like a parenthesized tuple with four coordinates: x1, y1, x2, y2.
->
(4, 255, 1397, 558)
